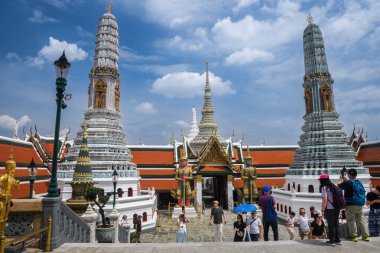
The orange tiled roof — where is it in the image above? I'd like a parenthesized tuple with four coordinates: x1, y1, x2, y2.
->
(9, 181, 49, 199)
(0, 168, 51, 178)
(140, 179, 177, 190)
(244, 150, 295, 165)
(0, 143, 43, 165)
(357, 146, 380, 164)
(131, 150, 174, 165)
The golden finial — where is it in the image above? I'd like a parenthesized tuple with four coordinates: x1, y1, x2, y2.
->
(245, 145, 252, 159)
(107, 0, 111, 13)
(306, 13, 313, 24)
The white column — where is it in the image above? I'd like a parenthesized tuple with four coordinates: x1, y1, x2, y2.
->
(227, 175, 234, 211)
(109, 209, 120, 243)
(196, 175, 202, 207)
(81, 205, 99, 243)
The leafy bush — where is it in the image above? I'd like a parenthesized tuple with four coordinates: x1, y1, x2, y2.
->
(85, 186, 111, 227)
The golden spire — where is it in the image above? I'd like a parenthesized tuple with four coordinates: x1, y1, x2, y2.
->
(245, 145, 252, 159)
(107, 0, 111, 13)
(306, 13, 313, 24)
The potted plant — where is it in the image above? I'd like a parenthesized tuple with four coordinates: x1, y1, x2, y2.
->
(85, 186, 114, 243)
(117, 188, 124, 198)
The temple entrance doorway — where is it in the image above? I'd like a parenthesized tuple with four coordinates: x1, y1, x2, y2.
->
(202, 176, 228, 209)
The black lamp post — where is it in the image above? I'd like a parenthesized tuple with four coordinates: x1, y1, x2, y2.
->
(112, 168, 119, 209)
(28, 158, 38, 199)
(47, 51, 71, 197)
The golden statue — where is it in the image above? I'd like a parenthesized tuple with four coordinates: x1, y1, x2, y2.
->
(174, 154, 193, 207)
(321, 84, 331, 112)
(241, 146, 258, 204)
(304, 87, 313, 113)
(0, 150, 20, 250)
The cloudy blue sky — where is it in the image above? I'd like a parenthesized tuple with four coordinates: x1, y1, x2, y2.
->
(0, 0, 379, 145)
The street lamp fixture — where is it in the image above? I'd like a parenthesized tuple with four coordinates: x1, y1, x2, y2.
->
(28, 158, 38, 199)
(112, 168, 119, 209)
(47, 51, 71, 198)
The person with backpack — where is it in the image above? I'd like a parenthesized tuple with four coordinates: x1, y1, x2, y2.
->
(258, 185, 278, 241)
(338, 168, 369, 242)
(320, 173, 342, 245)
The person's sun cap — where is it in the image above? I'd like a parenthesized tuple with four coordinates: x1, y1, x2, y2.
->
(262, 185, 271, 192)
(319, 173, 329, 179)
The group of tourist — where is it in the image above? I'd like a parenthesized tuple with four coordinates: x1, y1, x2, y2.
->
(173, 168, 379, 243)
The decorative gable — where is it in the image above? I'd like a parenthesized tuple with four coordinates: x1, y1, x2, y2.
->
(196, 134, 234, 173)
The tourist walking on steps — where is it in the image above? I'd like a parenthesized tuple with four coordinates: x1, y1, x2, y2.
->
(233, 214, 246, 242)
(338, 168, 369, 242)
(297, 208, 310, 240)
(259, 185, 279, 241)
(247, 211, 263, 241)
(310, 212, 327, 240)
(209, 200, 226, 242)
(286, 212, 296, 240)
(367, 185, 380, 237)
(134, 215, 142, 243)
(320, 173, 342, 245)
(176, 214, 189, 243)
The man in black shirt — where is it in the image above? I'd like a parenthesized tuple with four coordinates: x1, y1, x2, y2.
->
(209, 200, 226, 242)
(338, 168, 369, 242)
(367, 185, 380, 237)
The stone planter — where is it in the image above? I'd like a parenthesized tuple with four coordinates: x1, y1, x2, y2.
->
(96, 226, 115, 243)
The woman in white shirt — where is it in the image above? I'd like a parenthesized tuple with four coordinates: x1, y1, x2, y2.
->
(286, 212, 296, 240)
(297, 208, 311, 240)
(176, 214, 189, 243)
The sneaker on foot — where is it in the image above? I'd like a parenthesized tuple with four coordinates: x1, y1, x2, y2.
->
(351, 237, 358, 242)
(326, 241, 336, 246)
(363, 237, 370, 242)
(335, 241, 342, 245)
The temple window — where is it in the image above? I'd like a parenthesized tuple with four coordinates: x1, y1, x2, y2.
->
(308, 185, 314, 193)
(128, 187, 133, 197)
(143, 212, 148, 222)
(297, 184, 301, 192)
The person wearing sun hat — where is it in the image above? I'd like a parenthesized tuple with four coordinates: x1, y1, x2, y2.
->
(259, 185, 278, 241)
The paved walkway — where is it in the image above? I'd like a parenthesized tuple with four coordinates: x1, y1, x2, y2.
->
(141, 209, 300, 243)
(55, 239, 380, 253)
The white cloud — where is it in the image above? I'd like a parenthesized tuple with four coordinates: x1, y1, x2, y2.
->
(42, 0, 72, 9)
(0, 115, 31, 130)
(119, 46, 157, 62)
(336, 85, 380, 113)
(151, 71, 235, 98)
(28, 10, 58, 23)
(233, 0, 259, 14)
(6, 52, 21, 62)
(28, 37, 88, 67)
(120, 0, 233, 28)
(76, 26, 93, 38)
(175, 120, 189, 128)
(135, 102, 157, 114)
(225, 47, 274, 65)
